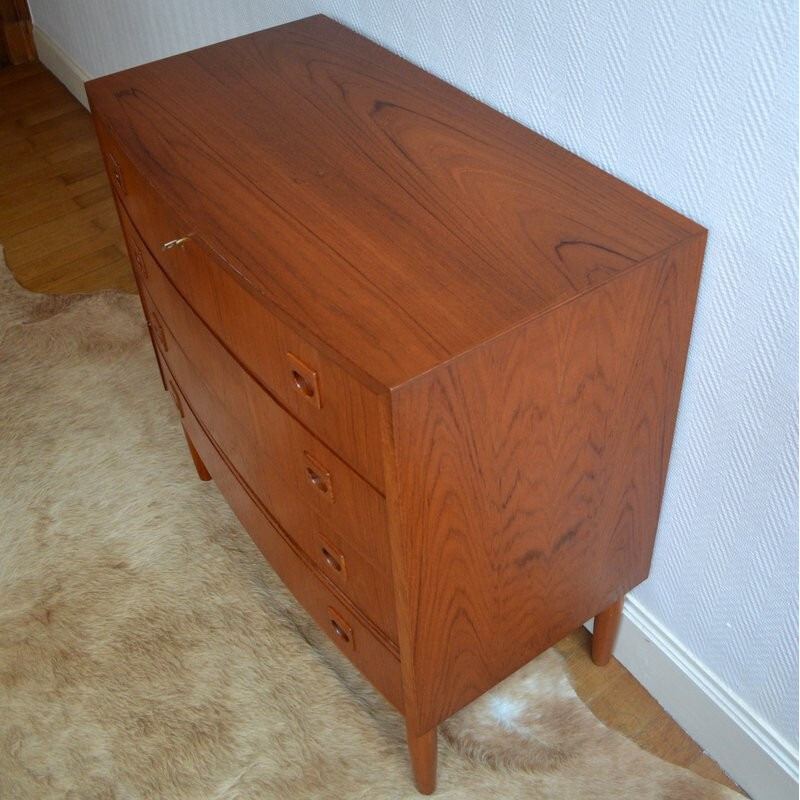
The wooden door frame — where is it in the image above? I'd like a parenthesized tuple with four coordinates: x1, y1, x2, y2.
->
(0, 0, 37, 66)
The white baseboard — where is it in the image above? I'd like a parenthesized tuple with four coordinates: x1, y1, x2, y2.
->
(586, 597, 798, 800)
(33, 26, 92, 109)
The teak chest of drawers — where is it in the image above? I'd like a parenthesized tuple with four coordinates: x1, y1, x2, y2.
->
(87, 15, 705, 794)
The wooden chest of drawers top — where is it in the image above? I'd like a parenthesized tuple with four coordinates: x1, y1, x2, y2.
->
(85, 13, 702, 391)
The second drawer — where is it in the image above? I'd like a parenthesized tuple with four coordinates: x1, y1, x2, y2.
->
(140, 279, 391, 571)
(160, 352, 398, 640)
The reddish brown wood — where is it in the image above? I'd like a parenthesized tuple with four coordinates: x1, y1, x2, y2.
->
(109, 188, 385, 490)
(0, 0, 36, 65)
(387, 234, 704, 734)
(165, 375, 211, 481)
(151, 311, 399, 640)
(406, 724, 437, 795)
(170, 365, 404, 709)
(327, 606, 355, 651)
(286, 352, 322, 409)
(592, 596, 625, 666)
(87, 15, 706, 793)
(86, 15, 702, 392)
(135, 268, 388, 550)
(111, 193, 166, 391)
(182, 428, 212, 482)
(303, 450, 335, 503)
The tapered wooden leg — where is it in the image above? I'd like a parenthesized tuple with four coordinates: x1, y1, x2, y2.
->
(591, 596, 624, 666)
(406, 723, 437, 795)
(182, 429, 211, 481)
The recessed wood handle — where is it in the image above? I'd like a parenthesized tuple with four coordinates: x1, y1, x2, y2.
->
(327, 606, 354, 650)
(319, 537, 346, 579)
(149, 312, 167, 352)
(167, 381, 184, 417)
(133, 247, 147, 279)
(306, 468, 330, 495)
(321, 547, 342, 571)
(303, 451, 334, 502)
(107, 152, 125, 194)
(286, 352, 321, 408)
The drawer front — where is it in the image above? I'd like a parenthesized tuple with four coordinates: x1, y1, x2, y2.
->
(101, 120, 385, 490)
(156, 346, 397, 641)
(230, 476, 398, 641)
(281, 512, 398, 643)
(302, 515, 398, 642)
(135, 264, 390, 574)
(164, 371, 403, 711)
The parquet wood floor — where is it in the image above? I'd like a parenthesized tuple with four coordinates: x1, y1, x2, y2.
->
(0, 61, 133, 293)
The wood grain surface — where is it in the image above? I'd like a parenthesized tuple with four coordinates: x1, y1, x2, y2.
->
(387, 234, 705, 732)
(136, 272, 389, 562)
(406, 724, 437, 794)
(86, 16, 708, 792)
(86, 14, 703, 390)
(0, 0, 35, 66)
(5, 59, 737, 795)
(113, 191, 386, 490)
(169, 369, 404, 709)
(0, 63, 132, 293)
(592, 597, 625, 667)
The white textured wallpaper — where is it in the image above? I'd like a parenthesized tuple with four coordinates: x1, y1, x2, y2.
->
(29, 0, 799, 750)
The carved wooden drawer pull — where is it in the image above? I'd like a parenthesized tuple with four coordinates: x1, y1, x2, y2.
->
(327, 606, 354, 650)
(133, 247, 147, 279)
(107, 152, 125, 194)
(319, 537, 346, 578)
(303, 451, 334, 502)
(286, 352, 321, 408)
(149, 312, 168, 352)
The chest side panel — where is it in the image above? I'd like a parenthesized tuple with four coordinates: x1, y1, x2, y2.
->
(387, 234, 705, 732)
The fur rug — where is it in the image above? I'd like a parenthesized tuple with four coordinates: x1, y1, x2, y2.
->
(0, 255, 741, 799)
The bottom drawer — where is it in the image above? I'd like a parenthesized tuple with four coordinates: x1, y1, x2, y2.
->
(164, 370, 404, 712)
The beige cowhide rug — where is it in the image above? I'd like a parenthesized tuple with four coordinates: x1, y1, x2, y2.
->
(0, 254, 742, 799)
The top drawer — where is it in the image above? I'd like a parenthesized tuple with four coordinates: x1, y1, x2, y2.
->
(97, 116, 386, 491)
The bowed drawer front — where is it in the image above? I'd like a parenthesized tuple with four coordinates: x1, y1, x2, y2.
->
(161, 360, 403, 709)
(116, 204, 398, 641)
(88, 14, 705, 795)
(100, 123, 386, 491)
